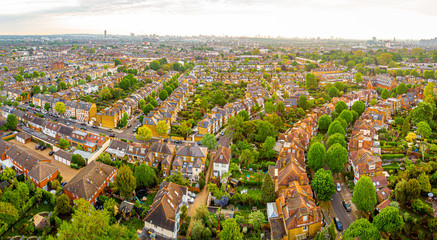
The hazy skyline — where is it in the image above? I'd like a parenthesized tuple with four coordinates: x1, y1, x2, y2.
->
(1, 0, 437, 40)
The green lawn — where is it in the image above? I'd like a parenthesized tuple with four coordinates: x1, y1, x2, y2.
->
(3, 202, 55, 237)
(120, 217, 144, 232)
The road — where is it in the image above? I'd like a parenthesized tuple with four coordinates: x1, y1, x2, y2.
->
(331, 192, 353, 231)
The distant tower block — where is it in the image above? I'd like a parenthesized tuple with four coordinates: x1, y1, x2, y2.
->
(131, 33, 134, 37)
(104, 30, 107, 38)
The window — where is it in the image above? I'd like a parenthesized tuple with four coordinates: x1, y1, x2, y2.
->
(303, 226, 307, 231)
(302, 216, 307, 222)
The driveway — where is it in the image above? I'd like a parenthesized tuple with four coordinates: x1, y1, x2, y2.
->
(186, 150, 215, 235)
(10, 140, 80, 182)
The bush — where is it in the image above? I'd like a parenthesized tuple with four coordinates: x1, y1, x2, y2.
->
(412, 199, 433, 216)
(380, 154, 405, 160)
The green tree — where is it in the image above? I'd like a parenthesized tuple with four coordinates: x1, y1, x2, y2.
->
(276, 101, 286, 116)
(261, 172, 276, 203)
(191, 219, 205, 239)
(305, 73, 318, 90)
(220, 218, 243, 240)
(417, 121, 432, 139)
(212, 90, 227, 106)
(201, 133, 217, 150)
(55, 102, 66, 115)
(55, 194, 71, 215)
(58, 138, 70, 150)
(265, 101, 275, 114)
(261, 136, 277, 159)
(318, 115, 331, 133)
(255, 121, 276, 142)
(265, 113, 282, 131)
(158, 90, 169, 101)
(135, 125, 152, 143)
(72, 154, 86, 167)
(327, 121, 345, 136)
(298, 94, 308, 110)
(328, 87, 339, 98)
(44, 102, 51, 112)
(352, 176, 377, 212)
(339, 109, 353, 124)
(307, 142, 326, 171)
(237, 110, 249, 121)
(249, 211, 265, 232)
(0, 202, 19, 225)
(58, 81, 67, 90)
(396, 83, 407, 95)
(149, 60, 161, 70)
(0, 168, 15, 181)
(49, 85, 57, 93)
(143, 103, 154, 115)
(335, 101, 348, 114)
(351, 101, 365, 115)
(369, 99, 377, 106)
(156, 120, 168, 137)
(381, 88, 389, 99)
(410, 102, 434, 125)
(326, 133, 347, 148)
(5, 114, 17, 130)
(326, 143, 347, 173)
(343, 218, 379, 240)
(179, 120, 192, 139)
(134, 164, 156, 188)
(32, 85, 41, 95)
(311, 169, 336, 201)
(165, 171, 190, 187)
(373, 206, 404, 234)
(114, 165, 136, 199)
(418, 173, 431, 193)
(54, 198, 136, 239)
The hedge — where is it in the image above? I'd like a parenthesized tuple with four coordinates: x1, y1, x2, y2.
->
(22, 196, 37, 213)
(0, 223, 8, 236)
(380, 154, 405, 160)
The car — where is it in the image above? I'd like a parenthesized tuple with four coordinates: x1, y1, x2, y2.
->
(333, 217, 343, 231)
(216, 137, 220, 141)
(164, 139, 168, 143)
(127, 124, 132, 128)
(80, 123, 86, 126)
(109, 133, 116, 138)
(336, 183, 341, 192)
(35, 145, 41, 150)
(40, 146, 47, 151)
(92, 125, 98, 129)
(49, 151, 55, 156)
(342, 201, 351, 212)
(61, 181, 67, 187)
(32, 108, 37, 111)
(108, 129, 113, 132)
(80, 127, 87, 130)
(221, 131, 225, 136)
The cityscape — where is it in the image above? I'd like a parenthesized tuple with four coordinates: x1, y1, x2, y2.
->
(1, 1, 437, 240)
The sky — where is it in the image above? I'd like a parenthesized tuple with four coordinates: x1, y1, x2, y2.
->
(1, 0, 437, 40)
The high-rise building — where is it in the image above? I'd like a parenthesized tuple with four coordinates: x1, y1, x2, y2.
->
(104, 30, 107, 38)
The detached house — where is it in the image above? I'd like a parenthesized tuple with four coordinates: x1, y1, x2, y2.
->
(63, 161, 117, 205)
(213, 146, 231, 177)
(143, 182, 188, 240)
(349, 149, 384, 184)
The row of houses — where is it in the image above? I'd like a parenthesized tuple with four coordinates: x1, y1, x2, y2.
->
(32, 94, 97, 122)
(96, 81, 164, 128)
(0, 106, 108, 154)
(268, 111, 322, 240)
(0, 139, 59, 190)
(142, 83, 192, 137)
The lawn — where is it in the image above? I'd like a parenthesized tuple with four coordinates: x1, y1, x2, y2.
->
(236, 187, 262, 199)
(120, 217, 144, 232)
(3, 202, 55, 237)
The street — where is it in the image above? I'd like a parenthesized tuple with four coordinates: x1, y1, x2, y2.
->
(331, 192, 353, 231)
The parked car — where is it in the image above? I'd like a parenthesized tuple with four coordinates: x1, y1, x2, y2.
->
(61, 181, 67, 187)
(109, 133, 116, 138)
(108, 129, 113, 132)
(221, 131, 225, 136)
(342, 201, 351, 212)
(333, 217, 343, 231)
(40, 146, 47, 151)
(92, 125, 98, 129)
(35, 145, 41, 150)
(336, 183, 341, 192)
(127, 124, 132, 128)
(80, 123, 86, 126)
(80, 127, 87, 130)
(49, 151, 55, 156)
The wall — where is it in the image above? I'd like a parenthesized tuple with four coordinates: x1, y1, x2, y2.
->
(87, 139, 111, 164)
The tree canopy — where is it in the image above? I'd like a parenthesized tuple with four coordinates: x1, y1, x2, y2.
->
(311, 169, 336, 201)
(352, 176, 377, 212)
(326, 143, 347, 173)
(114, 165, 136, 198)
(307, 142, 326, 171)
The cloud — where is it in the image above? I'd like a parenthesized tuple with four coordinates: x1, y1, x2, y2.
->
(0, 0, 436, 38)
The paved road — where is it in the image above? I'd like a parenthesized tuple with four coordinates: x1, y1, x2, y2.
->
(331, 192, 353, 232)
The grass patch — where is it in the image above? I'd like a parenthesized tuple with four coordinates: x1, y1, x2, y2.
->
(3, 202, 55, 237)
(120, 217, 144, 232)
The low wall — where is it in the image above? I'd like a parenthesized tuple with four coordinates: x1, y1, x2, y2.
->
(87, 139, 111, 164)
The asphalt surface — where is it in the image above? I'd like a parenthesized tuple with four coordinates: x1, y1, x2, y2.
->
(331, 192, 353, 232)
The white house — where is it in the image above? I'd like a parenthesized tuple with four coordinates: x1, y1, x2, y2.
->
(213, 146, 231, 177)
(54, 149, 73, 166)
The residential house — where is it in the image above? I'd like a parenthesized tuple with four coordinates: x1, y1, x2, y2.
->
(63, 161, 117, 205)
(213, 146, 231, 177)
